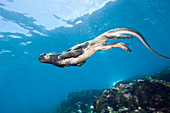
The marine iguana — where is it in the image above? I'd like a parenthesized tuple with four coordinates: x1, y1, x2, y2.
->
(39, 28, 170, 68)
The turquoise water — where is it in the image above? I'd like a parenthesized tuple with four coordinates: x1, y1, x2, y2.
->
(0, 0, 170, 113)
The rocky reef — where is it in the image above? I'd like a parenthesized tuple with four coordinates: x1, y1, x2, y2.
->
(94, 77, 170, 113)
(53, 67, 170, 113)
(55, 89, 103, 113)
(151, 66, 170, 82)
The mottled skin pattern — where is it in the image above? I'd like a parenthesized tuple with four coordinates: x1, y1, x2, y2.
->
(39, 28, 169, 68)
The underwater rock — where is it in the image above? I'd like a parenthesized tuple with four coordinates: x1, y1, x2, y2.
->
(151, 66, 170, 82)
(125, 66, 170, 83)
(52, 67, 170, 113)
(93, 77, 170, 113)
(55, 89, 103, 113)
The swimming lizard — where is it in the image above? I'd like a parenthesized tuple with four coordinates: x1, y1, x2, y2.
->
(39, 28, 170, 68)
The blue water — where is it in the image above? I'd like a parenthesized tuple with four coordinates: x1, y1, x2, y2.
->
(0, 0, 170, 113)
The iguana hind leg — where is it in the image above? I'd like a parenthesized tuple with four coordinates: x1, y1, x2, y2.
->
(98, 42, 131, 53)
(104, 34, 133, 40)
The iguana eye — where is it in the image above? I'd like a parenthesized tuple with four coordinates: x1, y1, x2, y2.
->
(44, 54, 50, 59)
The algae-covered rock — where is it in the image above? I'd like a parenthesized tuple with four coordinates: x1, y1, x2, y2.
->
(55, 89, 103, 113)
(52, 67, 170, 113)
(151, 66, 170, 82)
(93, 77, 170, 113)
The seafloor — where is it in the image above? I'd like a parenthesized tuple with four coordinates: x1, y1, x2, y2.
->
(51, 67, 170, 113)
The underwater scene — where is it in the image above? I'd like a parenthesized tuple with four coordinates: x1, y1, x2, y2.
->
(0, 0, 170, 113)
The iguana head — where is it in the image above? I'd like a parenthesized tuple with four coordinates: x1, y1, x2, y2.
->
(39, 52, 55, 63)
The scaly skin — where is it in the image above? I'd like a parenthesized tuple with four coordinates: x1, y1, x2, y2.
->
(39, 28, 170, 68)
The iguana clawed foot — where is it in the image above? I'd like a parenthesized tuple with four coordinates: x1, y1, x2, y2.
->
(110, 42, 132, 53)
